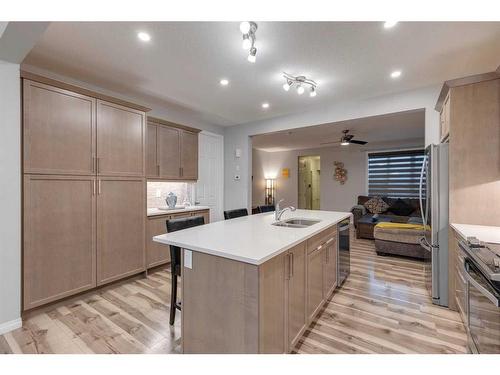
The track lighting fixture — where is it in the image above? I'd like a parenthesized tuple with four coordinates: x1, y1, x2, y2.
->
(240, 21, 258, 63)
(282, 72, 318, 97)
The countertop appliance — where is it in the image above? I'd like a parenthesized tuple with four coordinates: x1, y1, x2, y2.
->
(419, 143, 449, 306)
(458, 238, 500, 353)
(337, 219, 350, 286)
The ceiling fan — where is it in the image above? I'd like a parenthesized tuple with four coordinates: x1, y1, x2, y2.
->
(320, 129, 368, 146)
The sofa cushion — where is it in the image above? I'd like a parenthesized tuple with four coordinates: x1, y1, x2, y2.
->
(387, 198, 414, 216)
(363, 197, 389, 214)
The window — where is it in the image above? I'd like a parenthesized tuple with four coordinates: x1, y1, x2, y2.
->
(367, 149, 425, 198)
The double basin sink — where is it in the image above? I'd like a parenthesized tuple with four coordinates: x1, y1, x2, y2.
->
(272, 218, 321, 228)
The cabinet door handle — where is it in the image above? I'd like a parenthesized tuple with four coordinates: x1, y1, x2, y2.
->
(92, 180, 96, 196)
(97, 157, 100, 173)
(98, 179, 101, 195)
(290, 253, 294, 279)
(157, 165, 160, 176)
(92, 156, 96, 173)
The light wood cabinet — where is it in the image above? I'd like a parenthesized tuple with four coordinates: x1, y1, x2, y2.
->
(97, 177, 145, 285)
(158, 125, 181, 179)
(180, 130, 199, 180)
(146, 209, 210, 269)
(452, 231, 467, 324)
(23, 175, 96, 310)
(96, 100, 145, 177)
(23, 80, 96, 176)
(440, 92, 450, 142)
(323, 237, 338, 298)
(307, 246, 325, 320)
(145, 117, 199, 181)
(286, 242, 307, 349)
(146, 122, 158, 177)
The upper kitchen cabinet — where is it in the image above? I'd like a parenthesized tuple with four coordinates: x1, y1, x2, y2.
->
(146, 116, 200, 181)
(23, 80, 96, 175)
(180, 130, 199, 180)
(439, 92, 450, 142)
(97, 100, 146, 177)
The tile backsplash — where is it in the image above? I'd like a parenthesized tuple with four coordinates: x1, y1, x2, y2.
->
(147, 181, 195, 209)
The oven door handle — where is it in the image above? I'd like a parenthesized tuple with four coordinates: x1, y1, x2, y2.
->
(463, 260, 500, 307)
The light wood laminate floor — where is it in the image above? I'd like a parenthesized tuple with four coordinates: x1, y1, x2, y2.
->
(294, 239, 468, 354)
(0, 239, 467, 354)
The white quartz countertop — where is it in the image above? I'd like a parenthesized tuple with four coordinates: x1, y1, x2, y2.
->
(450, 223, 500, 244)
(153, 209, 352, 265)
(147, 206, 210, 217)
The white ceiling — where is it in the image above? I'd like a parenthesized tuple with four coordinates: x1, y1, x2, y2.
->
(23, 22, 500, 126)
(252, 109, 425, 152)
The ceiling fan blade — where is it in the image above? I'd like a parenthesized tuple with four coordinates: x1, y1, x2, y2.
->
(320, 140, 341, 145)
(349, 139, 368, 145)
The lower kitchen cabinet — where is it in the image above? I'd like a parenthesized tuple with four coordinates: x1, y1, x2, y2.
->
(286, 242, 307, 349)
(452, 231, 468, 324)
(146, 209, 210, 268)
(307, 245, 325, 320)
(324, 236, 338, 298)
(23, 175, 97, 310)
(97, 177, 145, 285)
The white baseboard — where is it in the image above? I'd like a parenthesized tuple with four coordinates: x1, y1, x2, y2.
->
(0, 318, 22, 335)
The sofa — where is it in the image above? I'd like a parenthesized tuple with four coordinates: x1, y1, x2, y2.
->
(351, 195, 428, 260)
(351, 195, 422, 239)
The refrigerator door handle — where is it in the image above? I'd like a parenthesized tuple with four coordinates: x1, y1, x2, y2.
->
(419, 154, 427, 226)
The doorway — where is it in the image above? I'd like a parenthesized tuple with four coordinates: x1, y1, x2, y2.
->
(298, 156, 320, 210)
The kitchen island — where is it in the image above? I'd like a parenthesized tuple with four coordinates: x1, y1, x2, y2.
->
(153, 209, 352, 353)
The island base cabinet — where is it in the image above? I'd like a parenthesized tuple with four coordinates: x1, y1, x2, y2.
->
(180, 226, 337, 354)
(23, 175, 96, 310)
(181, 251, 260, 354)
(323, 237, 338, 298)
(307, 246, 325, 321)
(97, 177, 145, 285)
(286, 243, 307, 350)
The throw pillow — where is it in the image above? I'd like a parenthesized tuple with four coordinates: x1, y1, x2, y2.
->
(363, 197, 389, 214)
(388, 198, 414, 216)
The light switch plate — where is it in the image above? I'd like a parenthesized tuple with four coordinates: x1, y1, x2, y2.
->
(184, 249, 192, 269)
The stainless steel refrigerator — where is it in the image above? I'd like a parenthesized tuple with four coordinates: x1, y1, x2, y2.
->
(419, 143, 449, 307)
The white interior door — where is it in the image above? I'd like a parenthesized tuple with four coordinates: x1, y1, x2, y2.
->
(196, 131, 224, 222)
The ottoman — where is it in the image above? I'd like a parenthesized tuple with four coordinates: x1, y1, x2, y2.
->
(373, 222, 430, 260)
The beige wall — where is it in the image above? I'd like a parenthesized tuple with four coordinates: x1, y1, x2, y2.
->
(252, 140, 424, 212)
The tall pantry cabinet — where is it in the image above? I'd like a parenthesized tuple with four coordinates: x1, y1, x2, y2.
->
(22, 75, 148, 310)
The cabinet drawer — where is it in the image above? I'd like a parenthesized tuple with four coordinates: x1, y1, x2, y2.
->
(307, 226, 336, 254)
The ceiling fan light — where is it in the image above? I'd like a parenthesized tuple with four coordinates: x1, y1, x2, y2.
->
(297, 85, 305, 95)
(340, 141, 350, 146)
(310, 87, 317, 97)
(283, 82, 291, 91)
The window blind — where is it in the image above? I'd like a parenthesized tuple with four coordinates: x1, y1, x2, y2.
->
(367, 149, 425, 198)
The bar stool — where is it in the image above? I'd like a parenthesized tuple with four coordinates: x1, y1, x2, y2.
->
(165, 215, 205, 325)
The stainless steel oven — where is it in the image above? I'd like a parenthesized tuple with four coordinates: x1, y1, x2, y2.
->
(464, 258, 500, 353)
(337, 219, 350, 286)
(459, 238, 500, 353)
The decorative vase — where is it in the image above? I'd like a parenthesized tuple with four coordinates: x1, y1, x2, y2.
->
(165, 192, 177, 209)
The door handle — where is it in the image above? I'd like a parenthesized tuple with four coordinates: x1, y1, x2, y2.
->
(98, 179, 101, 195)
(92, 180, 96, 196)
(97, 157, 101, 173)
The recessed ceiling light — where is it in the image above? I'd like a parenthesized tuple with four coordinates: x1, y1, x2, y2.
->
(137, 32, 151, 42)
(261, 103, 270, 109)
(384, 21, 398, 29)
(220, 79, 229, 86)
(390, 70, 402, 78)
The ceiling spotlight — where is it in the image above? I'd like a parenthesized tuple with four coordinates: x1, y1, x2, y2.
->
(282, 72, 317, 98)
(262, 103, 270, 109)
(240, 22, 258, 63)
(247, 47, 257, 63)
(390, 70, 402, 78)
(240, 21, 251, 34)
(137, 32, 151, 42)
(384, 21, 398, 29)
(242, 34, 252, 50)
(220, 79, 229, 86)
